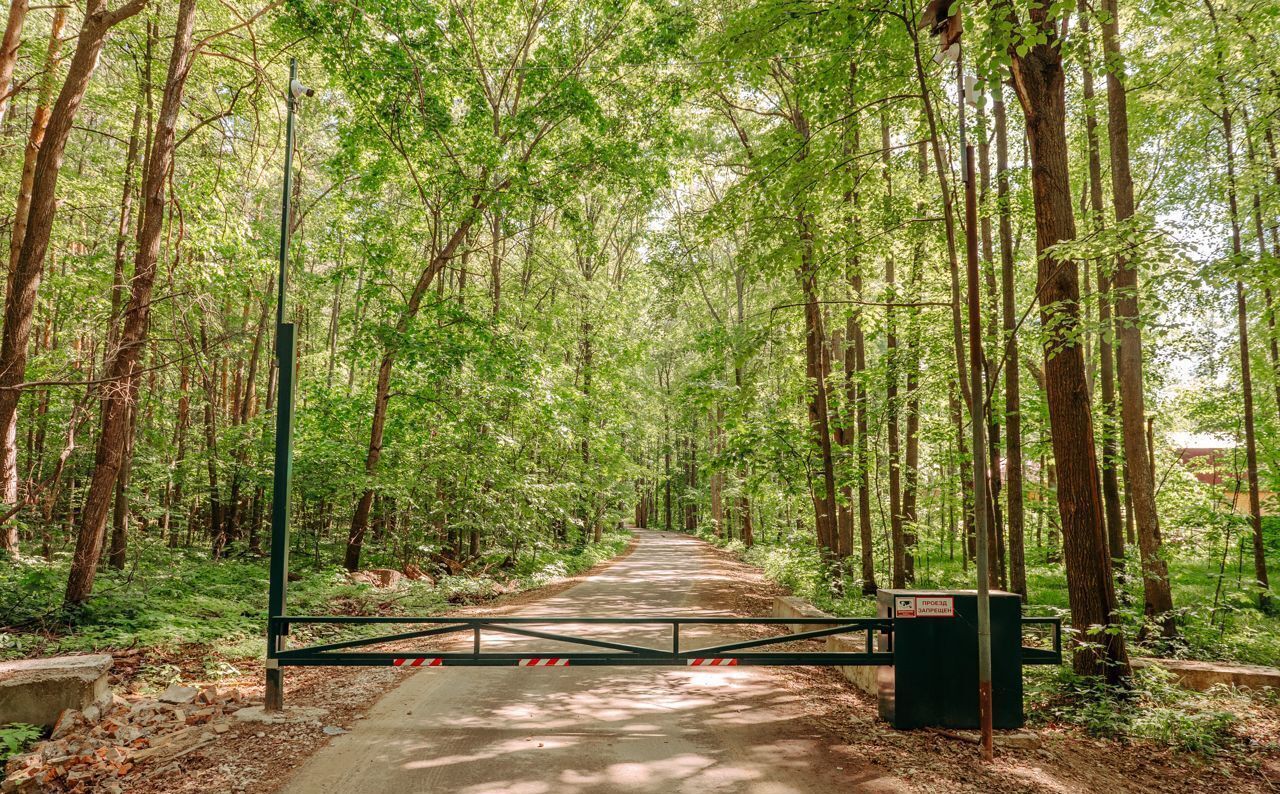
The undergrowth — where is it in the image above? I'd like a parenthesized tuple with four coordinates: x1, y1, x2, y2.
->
(694, 527, 1279, 756)
(0, 530, 630, 662)
(1025, 665, 1265, 755)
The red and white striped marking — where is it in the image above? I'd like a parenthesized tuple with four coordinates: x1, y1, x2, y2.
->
(518, 657, 569, 667)
(687, 658, 738, 667)
(392, 657, 443, 667)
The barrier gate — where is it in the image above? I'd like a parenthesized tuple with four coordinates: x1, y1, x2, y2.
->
(270, 615, 895, 668)
(266, 608, 1063, 728)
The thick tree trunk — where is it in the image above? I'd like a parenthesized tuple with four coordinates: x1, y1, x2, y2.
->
(64, 0, 197, 605)
(1102, 0, 1176, 636)
(1009, 12, 1129, 681)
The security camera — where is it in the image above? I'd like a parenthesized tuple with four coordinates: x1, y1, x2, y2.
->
(290, 79, 315, 99)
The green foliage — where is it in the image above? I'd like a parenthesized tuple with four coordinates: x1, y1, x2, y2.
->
(0, 723, 41, 772)
(0, 531, 629, 661)
(1028, 666, 1249, 756)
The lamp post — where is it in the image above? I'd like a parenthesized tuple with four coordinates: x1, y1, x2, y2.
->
(266, 58, 314, 713)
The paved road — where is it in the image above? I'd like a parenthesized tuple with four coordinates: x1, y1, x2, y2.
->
(281, 529, 884, 793)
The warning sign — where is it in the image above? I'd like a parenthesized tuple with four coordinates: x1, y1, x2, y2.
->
(893, 595, 954, 618)
(916, 596, 955, 617)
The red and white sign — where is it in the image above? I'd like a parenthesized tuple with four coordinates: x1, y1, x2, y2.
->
(518, 657, 569, 667)
(393, 657, 443, 667)
(916, 596, 955, 617)
(686, 658, 738, 667)
(894, 595, 955, 618)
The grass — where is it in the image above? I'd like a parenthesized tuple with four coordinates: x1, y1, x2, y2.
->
(0, 530, 632, 663)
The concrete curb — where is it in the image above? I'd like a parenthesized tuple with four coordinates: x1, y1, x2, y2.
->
(771, 596, 880, 696)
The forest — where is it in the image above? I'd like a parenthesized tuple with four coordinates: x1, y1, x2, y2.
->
(0, 0, 1279, 766)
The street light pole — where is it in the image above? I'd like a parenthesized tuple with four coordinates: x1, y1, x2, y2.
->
(266, 58, 312, 713)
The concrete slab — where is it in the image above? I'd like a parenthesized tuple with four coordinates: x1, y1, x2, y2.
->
(0, 654, 112, 728)
(1132, 657, 1280, 692)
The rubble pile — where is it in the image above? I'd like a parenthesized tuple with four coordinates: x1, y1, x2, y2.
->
(3, 683, 246, 793)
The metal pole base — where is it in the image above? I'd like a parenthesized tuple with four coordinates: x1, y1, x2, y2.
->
(265, 663, 284, 712)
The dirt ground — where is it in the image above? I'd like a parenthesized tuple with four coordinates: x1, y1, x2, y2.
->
(30, 529, 1280, 793)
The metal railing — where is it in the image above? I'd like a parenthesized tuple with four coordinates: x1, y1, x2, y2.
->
(269, 615, 895, 668)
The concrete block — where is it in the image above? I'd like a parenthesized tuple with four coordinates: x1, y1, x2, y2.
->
(826, 634, 880, 696)
(771, 595, 831, 634)
(0, 654, 112, 728)
(772, 596, 882, 696)
(1132, 657, 1280, 692)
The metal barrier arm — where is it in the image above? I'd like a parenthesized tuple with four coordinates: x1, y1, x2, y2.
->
(269, 615, 895, 668)
(478, 623, 670, 656)
(684, 622, 883, 655)
(274, 622, 474, 658)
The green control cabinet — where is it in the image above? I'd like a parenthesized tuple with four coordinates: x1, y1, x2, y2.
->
(876, 589, 1025, 730)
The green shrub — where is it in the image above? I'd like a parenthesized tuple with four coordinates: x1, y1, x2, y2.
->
(0, 723, 41, 772)
(1028, 665, 1243, 755)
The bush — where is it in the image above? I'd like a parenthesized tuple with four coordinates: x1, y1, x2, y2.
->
(1028, 665, 1244, 755)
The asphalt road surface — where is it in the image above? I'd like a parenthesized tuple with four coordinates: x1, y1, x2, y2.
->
(281, 529, 890, 793)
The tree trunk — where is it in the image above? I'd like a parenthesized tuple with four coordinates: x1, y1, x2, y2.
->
(106, 384, 140, 570)
(0, 0, 146, 539)
(0, 5, 67, 553)
(1218, 99, 1273, 610)
(64, 0, 197, 605)
(881, 118, 905, 586)
(995, 92, 1026, 597)
(663, 367, 672, 529)
(800, 215, 837, 556)
(1101, 0, 1176, 636)
(977, 103, 1006, 590)
(0, 0, 29, 126)
(1079, 6, 1126, 572)
(852, 267, 876, 592)
(837, 71, 862, 568)
(1008, 9, 1129, 681)
(908, 23, 976, 565)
